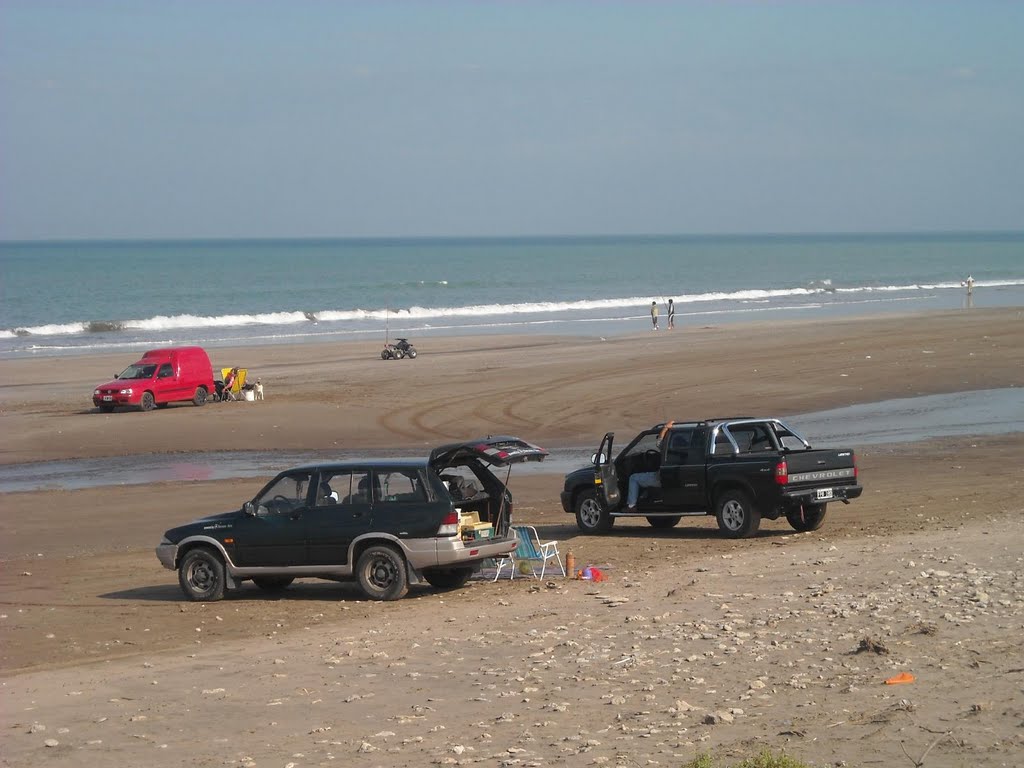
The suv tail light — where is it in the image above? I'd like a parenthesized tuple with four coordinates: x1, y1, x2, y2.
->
(437, 512, 459, 537)
(774, 458, 789, 485)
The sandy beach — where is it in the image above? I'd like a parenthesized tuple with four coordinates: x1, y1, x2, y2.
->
(1, 307, 1022, 768)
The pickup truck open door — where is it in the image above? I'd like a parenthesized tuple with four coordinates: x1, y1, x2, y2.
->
(593, 432, 621, 508)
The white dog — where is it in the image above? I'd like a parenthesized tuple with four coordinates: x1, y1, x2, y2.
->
(254, 380, 264, 400)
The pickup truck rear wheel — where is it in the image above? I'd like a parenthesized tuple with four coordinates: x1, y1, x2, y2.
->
(575, 488, 615, 534)
(715, 490, 761, 538)
(356, 545, 409, 601)
(647, 516, 682, 529)
(786, 503, 828, 532)
(423, 567, 473, 590)
(178, 547, 226, 602)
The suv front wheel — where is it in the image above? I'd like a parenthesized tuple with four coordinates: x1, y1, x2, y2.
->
(356, 545, 409, 601)
(178, 548, 226, 601)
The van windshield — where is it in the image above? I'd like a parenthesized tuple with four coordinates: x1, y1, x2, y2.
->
(118, 364, 157, 380)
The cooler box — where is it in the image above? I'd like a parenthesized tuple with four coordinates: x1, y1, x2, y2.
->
(463, 522, 493, 541)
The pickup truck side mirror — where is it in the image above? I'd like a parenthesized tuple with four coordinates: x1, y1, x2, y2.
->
(591, 452, 608, 465)
(243, 501, 256, 516)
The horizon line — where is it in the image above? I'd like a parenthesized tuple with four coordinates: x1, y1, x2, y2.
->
(3, 228, 1024, 247)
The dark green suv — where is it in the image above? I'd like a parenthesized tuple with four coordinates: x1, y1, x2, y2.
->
(156, 437, 547, 601)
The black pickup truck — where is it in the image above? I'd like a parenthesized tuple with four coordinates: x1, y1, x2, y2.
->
(560, 418, 862, 538)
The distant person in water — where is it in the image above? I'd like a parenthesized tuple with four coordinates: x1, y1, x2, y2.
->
(667, 298, 676, 329)
(650, 301, 659, 330)
(962, 275, 975, 296)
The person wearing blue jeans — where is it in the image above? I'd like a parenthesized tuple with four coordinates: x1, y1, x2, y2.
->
(626, 471, 659, 511)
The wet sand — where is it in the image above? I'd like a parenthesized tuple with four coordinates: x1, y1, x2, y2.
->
(1, 307, 1023, 767)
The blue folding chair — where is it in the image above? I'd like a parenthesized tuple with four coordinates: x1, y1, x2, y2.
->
(493, 525, 565, 580)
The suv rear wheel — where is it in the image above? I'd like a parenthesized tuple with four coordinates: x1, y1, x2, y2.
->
(575, 488, 615, 534)
(423, 567, 473, 590)
(253, 576, 294, 592)
(356, 545, 409, 601)
(178, 548, 226, 601)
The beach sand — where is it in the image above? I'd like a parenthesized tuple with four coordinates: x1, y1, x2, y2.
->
(1, 307, 1022, 767)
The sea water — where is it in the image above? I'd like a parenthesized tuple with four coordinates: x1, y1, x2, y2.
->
(1, 232, 1021, 358)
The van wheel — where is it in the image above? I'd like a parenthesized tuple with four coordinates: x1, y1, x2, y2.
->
(356, 545, 409, 601)
(715, 490, 761, 538)
(178, 548, 225, 601)
(140, 392, 156, 411)
(193, 387, 208, 406)
(575, 489, 614, 534)
(786, 503, 828, 532)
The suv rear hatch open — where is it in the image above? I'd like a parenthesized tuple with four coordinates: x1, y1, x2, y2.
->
(428, 436, 549, 469)
(429, 436, 548, 539)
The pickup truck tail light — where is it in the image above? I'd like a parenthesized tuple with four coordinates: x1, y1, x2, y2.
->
(852, 452, 858, 479)
(774, 458, 789, 485)
(437, 512, 460, 537)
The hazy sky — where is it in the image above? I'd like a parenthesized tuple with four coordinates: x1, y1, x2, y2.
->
(2, 1, 1022, 240)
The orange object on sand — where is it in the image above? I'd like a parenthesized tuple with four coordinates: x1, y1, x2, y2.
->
(885, 672, 916, 685)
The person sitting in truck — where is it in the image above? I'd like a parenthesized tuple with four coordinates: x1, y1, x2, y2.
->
(626, 421, 673, 511)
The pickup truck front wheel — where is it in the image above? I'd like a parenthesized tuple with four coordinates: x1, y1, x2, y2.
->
(575, 489, 615, 534)
(715, 490, 761, 538)
(786, 503, 828, 532)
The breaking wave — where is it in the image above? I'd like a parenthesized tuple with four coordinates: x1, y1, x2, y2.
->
(4, 279, 1022, 338)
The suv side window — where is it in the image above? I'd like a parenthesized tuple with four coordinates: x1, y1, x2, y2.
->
(377, 470, 429, 504)
(337, 471, 373, 505)
(255, 472, 312, 516)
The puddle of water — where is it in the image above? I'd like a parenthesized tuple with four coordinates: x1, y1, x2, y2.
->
(1, 388, 1019, 493)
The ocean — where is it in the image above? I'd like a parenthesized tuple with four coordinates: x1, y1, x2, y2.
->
(1, 232, 1022, 359)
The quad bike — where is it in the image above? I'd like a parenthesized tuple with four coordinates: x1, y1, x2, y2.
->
(381, 338, 418, 360)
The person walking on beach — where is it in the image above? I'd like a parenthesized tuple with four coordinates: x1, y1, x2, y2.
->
(667, 298, 676, 330)
(650, 301, 659, 330)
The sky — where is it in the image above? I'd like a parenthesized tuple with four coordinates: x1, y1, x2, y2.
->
(1, 1, 1022, 241)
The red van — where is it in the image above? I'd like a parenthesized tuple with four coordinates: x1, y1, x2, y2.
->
(93, 346, 216, 413)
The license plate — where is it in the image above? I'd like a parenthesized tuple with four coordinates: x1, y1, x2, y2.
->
(102, 395, 113, 402)
(815, 488, 834, 501)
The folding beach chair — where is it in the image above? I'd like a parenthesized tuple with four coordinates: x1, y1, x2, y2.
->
(493, 525, 565, 580)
